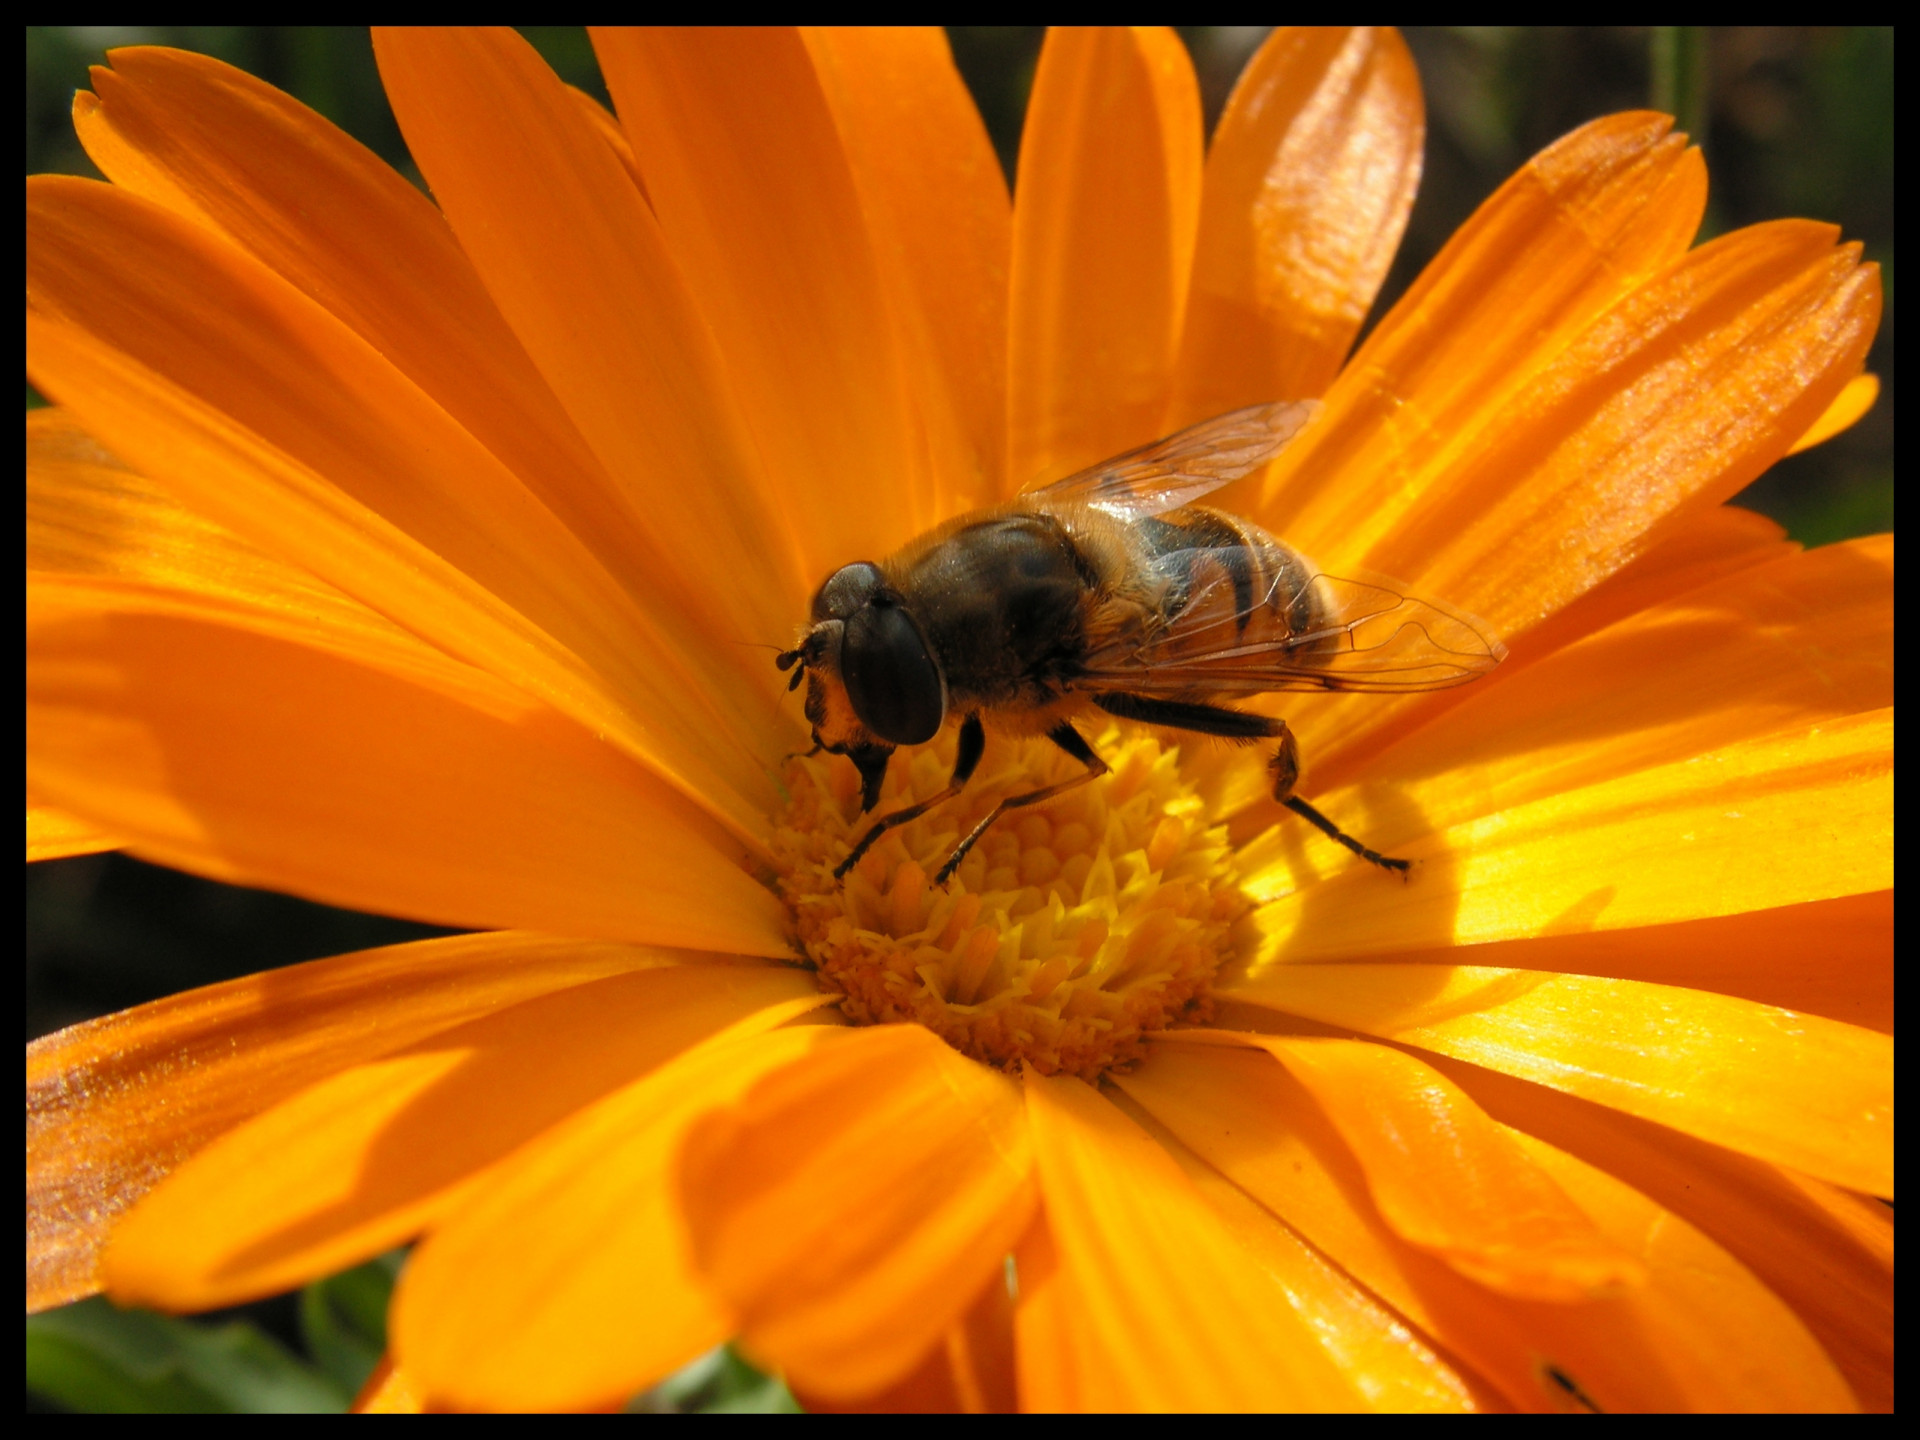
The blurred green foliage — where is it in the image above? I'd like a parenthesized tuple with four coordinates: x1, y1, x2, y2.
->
(27, 1257, 396, 1413)
(26, 1252, 795, 1412)
(25, 26, 1893, 1414)
(635, 1346, 804, 1415)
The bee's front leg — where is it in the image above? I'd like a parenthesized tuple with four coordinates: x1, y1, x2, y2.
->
(932, 722, 1109, 886)
(835, 714, 986, 881)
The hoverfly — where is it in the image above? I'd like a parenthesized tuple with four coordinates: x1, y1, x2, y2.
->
(777, 401, 1505, 886)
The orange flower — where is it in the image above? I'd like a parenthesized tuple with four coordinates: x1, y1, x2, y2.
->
(28, 27, 1888, 1412)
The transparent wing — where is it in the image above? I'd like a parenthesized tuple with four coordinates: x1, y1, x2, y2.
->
(1080, 554, 1508, 695)
(1021, 401, 1318, 520)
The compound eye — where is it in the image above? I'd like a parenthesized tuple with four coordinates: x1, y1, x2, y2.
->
(841, 599, 945, 745)
(812, 562, 884, 623)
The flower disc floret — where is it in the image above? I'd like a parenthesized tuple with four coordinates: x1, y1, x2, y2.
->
(774, 728, 1247, 1078)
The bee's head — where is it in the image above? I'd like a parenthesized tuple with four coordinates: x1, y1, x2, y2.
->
(776, 561, 947, 812)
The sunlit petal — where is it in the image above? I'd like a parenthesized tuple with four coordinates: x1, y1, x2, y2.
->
(1246, 1035, 1647, 1300)
(27, 797, 118, 861)
(1008, 27, 1201, 486)
(104, 965, 825, 1310)
(28, 578, 785, 951)
(1788, 372, 1878, 454)
(26, 222, 775, 841)
(29, 932, 693, 1312)
(1281, 889, 1890, 1038)
(592, 26, 928, 571)
(1243, 710, 1891, 970)
(1404, 1046, 1894, 1413)
(392, 1022, 845, 1412)
(1119, 1086, 1490, 1410)
(802, 26, 1011, 516)
(71, 45, 735, 684)
(1227, 964, 1891, 1195)
(1252, 113, 1707, 547)
(793, 1270, 1019, 1413)
(1289, 533, 1893, 817)
(372, 28, 808, 656)
(1367, 224, 1881, 630)
(1171, 27, 1422, 422)
(352, 1355, 426, 1413)
(1123, 1043, 1854, 1410)
(679, 1024, 1035, 1400)
(1023, 1068, 1364, 1410)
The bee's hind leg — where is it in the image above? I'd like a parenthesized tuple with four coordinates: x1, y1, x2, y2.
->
(1266, 723, 1410, 875)
(1093, 693, 1409, 875)
(835, 714, 986, 881)
(932, 722, 1109, 886)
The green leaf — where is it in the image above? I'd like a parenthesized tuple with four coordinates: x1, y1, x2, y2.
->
(299, 1253, 400, 1399)
(638, 1344, 802, 1414)
(27, 1297, 348, 1414)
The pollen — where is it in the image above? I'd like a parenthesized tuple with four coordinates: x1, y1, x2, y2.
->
(772, 726, 1248, 1079)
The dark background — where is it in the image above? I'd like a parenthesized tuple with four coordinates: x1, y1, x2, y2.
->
(27, 27, 1894, 1039)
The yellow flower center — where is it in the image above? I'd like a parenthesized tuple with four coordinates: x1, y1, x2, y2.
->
(772, 726, 1247, 1079)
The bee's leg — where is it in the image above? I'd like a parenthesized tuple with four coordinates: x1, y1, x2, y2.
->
(1093, 693, 1410, 874)
(933, 723, 1109, 886)
(834, 714, 986, 881)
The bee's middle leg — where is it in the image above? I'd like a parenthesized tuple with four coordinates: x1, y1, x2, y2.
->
(932, 722, 1109, 886)
(1093, 693, 1410, 874)
(835, 713, 986, 881)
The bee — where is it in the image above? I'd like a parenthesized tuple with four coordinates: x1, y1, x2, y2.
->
(776, 402, 1506, 886)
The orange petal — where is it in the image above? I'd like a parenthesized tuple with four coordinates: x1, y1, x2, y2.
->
(794, 1266, 1018, 1413)
(25, 215, 774, 842)
(103, 964, 826, 1310)
(590, 26, 928, 574)
(1253, 112, 1706, 546)
(1242, 709, 1893, 974)
(1171, 27, 1422, 423)
(28, 931, 688, 1312)
(1226, 963, 1892, 1197)
(802, 26, 1011, 516)
(1208, 503, 1801, 828)
(1365, 224, 1881, 635)
(1120, 1087, 1492, 1410)
(27, 796, 118, 861)
(1788, 372, 1878, 454)
(353, 1355, 426, 1413)
(392, 1021, 845, 1412)
(1120, 1042, 1589, 1410)
(1022, 1068, 1364, 1410)
(1236, 1036, 1644, 1300)
(1407, 1046, 1894, 1412)
(1288, 890, 1891, 1040)
(1508, 1125, 1856, 1411)
(678, 1025, 1035, 1401)
(1008, 27, 1202, 487)
(27, 405, 484, 678)
(1008, 1213, 1082, 1412)
(71, 46, 752, 695)
(1486, 503, 1798, 676)
(27, 578, 787, 952)
(1123, 1041, 1854, 1411)
(368, 29, 807, 656)
(1296, 531, 1894, 816)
